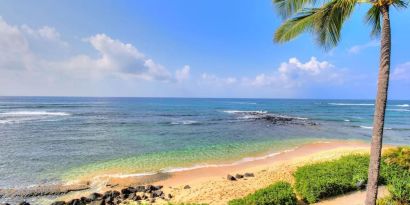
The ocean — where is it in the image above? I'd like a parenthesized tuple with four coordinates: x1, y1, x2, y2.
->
(0, 97, 409, 190)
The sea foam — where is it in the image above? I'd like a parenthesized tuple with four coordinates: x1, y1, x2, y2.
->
(329, 103, 374, 106)
(170, 120, 200, 125)
(395, 104, 409, 107)
(0, 111, 70, 116)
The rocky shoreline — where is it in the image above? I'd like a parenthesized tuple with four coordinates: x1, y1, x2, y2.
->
(1, 184, 171, 205)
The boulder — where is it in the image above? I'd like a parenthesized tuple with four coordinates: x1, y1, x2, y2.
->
(89, 200, 105, 205)
(126, 192, 135, 199)
(183, 185, 191, 189)
(154, 185, 163, 190)
(244, 172, 254, 177)
(134, 185, 145, 192)
(51, 201, 65, 205)
(168, 193, 173, 199)
(133, 194, 142, 201)
(80, 196, 91, 203)
(227, 174, 236, 181)
(235, 174, 244, 179)
(67, 199, 84, 205)
(18, 202, 30, 205)
(103, 190, 120, 199)
(88, 192, 103, 201)
(120, 187, 135, 195)
(151, 190, 163, 198)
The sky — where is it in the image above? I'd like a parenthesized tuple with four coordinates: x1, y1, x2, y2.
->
(0, 0, 409, 99)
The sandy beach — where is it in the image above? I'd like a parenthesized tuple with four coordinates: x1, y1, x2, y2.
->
(51, 139, 384, 205)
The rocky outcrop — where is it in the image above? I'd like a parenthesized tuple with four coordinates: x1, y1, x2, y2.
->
(47, 184, 170, 205)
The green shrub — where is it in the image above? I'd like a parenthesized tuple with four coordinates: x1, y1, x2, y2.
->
(383, 147, 410, 170)
(228, 181, 297, 205)
(293, 154, 375, 203)
(377, 196, 403, 205)
(382, 147, 410, 204)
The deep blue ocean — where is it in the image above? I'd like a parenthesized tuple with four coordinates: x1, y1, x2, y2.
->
(0, 97, 409, 189)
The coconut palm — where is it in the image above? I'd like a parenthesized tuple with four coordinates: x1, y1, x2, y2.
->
(272, 0, 408, 204)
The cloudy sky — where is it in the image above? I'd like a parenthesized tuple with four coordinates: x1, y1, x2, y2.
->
(0, 0, 409, 99)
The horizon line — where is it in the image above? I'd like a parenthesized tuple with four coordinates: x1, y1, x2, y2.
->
(0, 95, 409, 101)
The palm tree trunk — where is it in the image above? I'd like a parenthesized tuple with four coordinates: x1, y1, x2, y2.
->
(365, 5, 391, 205)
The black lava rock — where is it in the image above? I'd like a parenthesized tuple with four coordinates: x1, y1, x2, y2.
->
(135, 185, 145, 192)
(51, 201, 65, 205)
(67, 199, 84, 205)
(151, 190, 163, 198)
(88, 192, 103, 201)
(89, 199, 105, 205)
(244, 172, 255, 177)
(235, 174, 244, 179)
(227, 174, 236, 181)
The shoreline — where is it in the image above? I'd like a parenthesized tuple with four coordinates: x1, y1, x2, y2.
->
(50, 139, 378, 205)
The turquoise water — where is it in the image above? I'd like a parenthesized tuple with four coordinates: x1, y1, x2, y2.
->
(0, 97, 409, 189)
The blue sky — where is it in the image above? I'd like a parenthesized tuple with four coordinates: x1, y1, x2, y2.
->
(0, 0, 409, 99)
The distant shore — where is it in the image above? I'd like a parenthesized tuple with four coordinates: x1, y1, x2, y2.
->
(44, 139, 382, 205)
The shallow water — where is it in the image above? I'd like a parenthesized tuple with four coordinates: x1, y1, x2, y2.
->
(0, 97, 409, 189)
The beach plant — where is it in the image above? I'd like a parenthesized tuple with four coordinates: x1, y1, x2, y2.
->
(228, 181, 297, 205)
(382, 147, 410, 204)
(293, 155, 375, 203)
(383, 146, 410, 170)
(271, 0, 409, 204)
(377, 196, 405, 205)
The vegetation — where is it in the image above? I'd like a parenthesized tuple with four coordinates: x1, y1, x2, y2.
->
(384, 147, 410, 170)
(293, 155, 375, 203)
(271, 0, 409, 202)
(382, 147, 410, 204)
(228, 181, 297, 205)
(292, 148, 409, 204)
(224, 147, 409, 204)
(377, 196, 404, 205)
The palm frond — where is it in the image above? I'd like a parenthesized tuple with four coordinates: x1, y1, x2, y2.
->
(392, 0, 408, 8)
(274, 9, 317, 42)
(273, 0, 319, 19)
(366, 6, 381, 37)
(274, 0, 357, 49)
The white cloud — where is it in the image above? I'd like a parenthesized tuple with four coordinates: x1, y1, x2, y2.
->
(392, 62, 410, 81)
(244, 57, 340, 88)
(21, 25, 68, 47)
(0, 17, 186, 84)
(0, 17, 33, 70)
(348, 41, 379, 54)
(59, 33, 173, 81)
(175, 65, 190, 82)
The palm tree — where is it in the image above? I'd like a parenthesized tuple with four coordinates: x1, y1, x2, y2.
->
(272, 0, 408, 204)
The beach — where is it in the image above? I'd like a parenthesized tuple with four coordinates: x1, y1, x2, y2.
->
(47, 140, 385, 205)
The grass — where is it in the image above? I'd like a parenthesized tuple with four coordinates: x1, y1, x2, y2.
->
(293, 154, 373, 203)
(381, 147, 410, 205)
(292, 147, 409, 204)
(228, 181, 297, 205)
